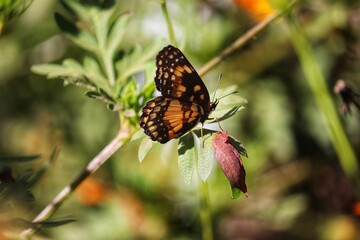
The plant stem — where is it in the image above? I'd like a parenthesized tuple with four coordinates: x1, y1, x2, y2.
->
(198, 0, 301, 77)
(200, 181, 213, 240)
(287, 16, 359, 178)
(161, 0, 177, 46)
(18, 126, 132, 239)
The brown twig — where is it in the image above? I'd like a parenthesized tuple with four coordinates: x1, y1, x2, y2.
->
(198, 0, 301, 77)
(19, 127, 131, 239)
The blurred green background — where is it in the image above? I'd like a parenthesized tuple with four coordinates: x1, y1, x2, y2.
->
(0, 0, 359, 239)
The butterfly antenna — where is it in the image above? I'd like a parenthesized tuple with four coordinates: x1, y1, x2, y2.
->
(212, 73, 222, 102)
(218, 90, 238, 100)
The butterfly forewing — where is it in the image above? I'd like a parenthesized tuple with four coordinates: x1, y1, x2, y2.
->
(140, 45, 215, 143)
(140, 96, 202, 143)
(155, 45, 211, 113)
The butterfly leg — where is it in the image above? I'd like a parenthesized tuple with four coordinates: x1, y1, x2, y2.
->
(216, 118, 225, 132)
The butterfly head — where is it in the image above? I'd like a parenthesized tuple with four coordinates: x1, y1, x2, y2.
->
(210, 99, 219, 113)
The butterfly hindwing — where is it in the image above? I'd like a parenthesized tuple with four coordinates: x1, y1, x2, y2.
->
(155, 45, 211, 112)
(140, 45, 217, 143)
(140, 96, 202, 143)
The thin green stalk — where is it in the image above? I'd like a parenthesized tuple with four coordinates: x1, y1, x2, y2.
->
(200, 181, 213, 240)
(160, 1, 177, 46)
(287, 16, 359, 178)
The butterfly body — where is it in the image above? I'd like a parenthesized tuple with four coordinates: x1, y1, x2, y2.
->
(140, 45, 217, 143)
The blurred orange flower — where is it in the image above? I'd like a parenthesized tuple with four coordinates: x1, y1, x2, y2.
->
(76, 177, 108, 206)
(353, 201, 360, 216)
(233, 0, 277, 22)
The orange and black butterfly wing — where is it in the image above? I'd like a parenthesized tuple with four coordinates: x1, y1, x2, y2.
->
(140, 96, 202, 143)
(155, 45, 211, 116)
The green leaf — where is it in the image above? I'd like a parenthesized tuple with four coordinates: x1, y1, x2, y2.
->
(142, 63, 156, 89)
(31, 64, 80, 79)
(207, 93, 247, 123)
(140, 80, 156, 103)
(63, 59, 85, 73)
(131, 129, 146, 142)
(120, 76, 138, 108)
(115, 40, 164, 83)
(54, 12, 78, 35)
(17, 169, 34, 183)
(207, 106, 243, 124)
(178, 133, 195, 185)
(32, 61, 100, 94)
(36, 216, 77, 228)
(0, 155, 40, 163)
(107, 12, 130, 57)
(83, 56, 109, 91)
(144, 61, 156, 87)
(138, 62, 156, 105)
(138, 137, 153, 163)
(85, 91, 102, 99)
(231, 186, 242, 199)
(85, 89, 118, 107)
(56, 1, 99, 52)
(93, 7, 113, 49)
(228, 135, 248, 158)
(99, 88, 114, 102)
(211, 85, 238, 98)
(27, 148, 60, 187)
(198, 132, 215, 182)
(60, 0, 89, 18)
(0, 0, 33, 23)
(59, 0, 76, 16)
(215, 94, 247, 111)
(69, 30, 98, 53)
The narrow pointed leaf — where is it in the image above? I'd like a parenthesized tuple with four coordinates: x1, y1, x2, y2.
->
(35, 216, 77, 228)
(138, 137, 153, 163)
(228, 135, 248, 157)
(31, 64, 77, 79)
(178, 134, 195, 185)
(107, 13, 130, 56)
(0, 155, 40, 163)
(54, 12, 78, 35)
(207, 89, 247, 123)
(116, 41, 164, 83)
(69, 31, 98, 52)
(27, 148, 59, 187)
(83, 56, 109, 91)
(198, 132, 215, 182)
(94, 8, 113, 48)
(131, 129, 146, 142)
(207, 106, 244, 123)
(121, 77, 138, 108)
(61, 0, 89, 18)
(85, 91, 102, 99)
(231, 187, 242, 199)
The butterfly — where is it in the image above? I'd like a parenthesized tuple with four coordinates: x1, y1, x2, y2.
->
(140, 45, 218, 143)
